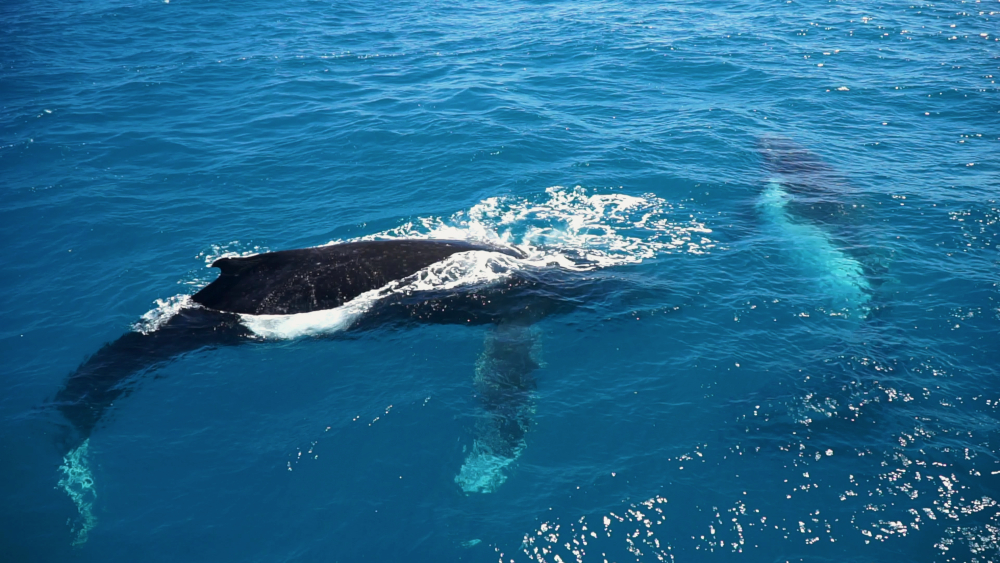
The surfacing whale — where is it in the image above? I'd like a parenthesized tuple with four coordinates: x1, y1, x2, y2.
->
(57, 239, 525, 445)
(52, 238, 547, 543)
(191, 239, 527, 315)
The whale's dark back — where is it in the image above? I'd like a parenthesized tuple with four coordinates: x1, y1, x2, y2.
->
(192, 239, 523, 315)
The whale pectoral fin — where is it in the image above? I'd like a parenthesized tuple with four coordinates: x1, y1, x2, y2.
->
(58, 439, 97, 546)
(457, 322, 539, 494)
(54, 308, 247, 450)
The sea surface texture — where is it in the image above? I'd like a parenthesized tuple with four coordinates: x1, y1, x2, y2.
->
(1, 0, 998, 561)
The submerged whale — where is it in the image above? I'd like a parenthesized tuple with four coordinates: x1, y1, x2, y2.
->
(756, 137, 880, 316)
(53, 238, 546, 539)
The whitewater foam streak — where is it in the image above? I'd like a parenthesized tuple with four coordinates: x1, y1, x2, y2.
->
(133, 295, 194, 334)
(239, 293, 374, 340)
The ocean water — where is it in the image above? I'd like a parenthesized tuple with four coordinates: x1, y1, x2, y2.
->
(1, 0, 998, 561)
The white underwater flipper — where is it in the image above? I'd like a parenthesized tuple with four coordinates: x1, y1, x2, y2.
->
(57, 438, 97, 546)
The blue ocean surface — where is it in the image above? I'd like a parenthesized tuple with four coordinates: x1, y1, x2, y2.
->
(1, 0, 998, 561)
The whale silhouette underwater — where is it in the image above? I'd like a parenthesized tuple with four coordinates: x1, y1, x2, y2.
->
(53, 238, 564, 482)
(755, 137, 887, 317)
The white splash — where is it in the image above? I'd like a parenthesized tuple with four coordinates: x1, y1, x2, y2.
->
(57, 439, 97, 546)
(133, 294, 193, 334)
(369, 185, 714, 268)
(758, 181, 871, 316)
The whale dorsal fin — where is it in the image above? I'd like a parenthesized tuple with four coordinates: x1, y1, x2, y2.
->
(211, 254, 268, 276)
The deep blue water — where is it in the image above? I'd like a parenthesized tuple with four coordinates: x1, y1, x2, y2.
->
(2, 0, 999, 561)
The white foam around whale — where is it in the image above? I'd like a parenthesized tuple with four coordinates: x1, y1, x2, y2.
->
(366, 185, 714, 269)
(133, 294, 194, 334)
(241, 186, 712, 339)
(138, 186, 714, 339)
